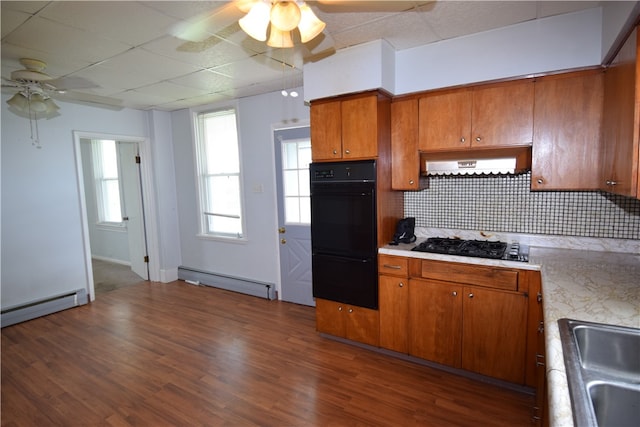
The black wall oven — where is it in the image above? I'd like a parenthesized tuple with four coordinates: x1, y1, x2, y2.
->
(310, 160, 378, 309)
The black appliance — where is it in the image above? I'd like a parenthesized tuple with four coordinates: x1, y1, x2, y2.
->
(412, 237, 529, 262)
(310, 160, 378, 309)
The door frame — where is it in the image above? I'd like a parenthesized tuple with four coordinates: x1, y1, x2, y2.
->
(270, 120, 310, 301)
(73, 131, 160, 300)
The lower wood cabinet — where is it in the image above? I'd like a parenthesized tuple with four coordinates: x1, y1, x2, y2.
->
(379, 275, 409, 352)
(315, 298, 379, 347)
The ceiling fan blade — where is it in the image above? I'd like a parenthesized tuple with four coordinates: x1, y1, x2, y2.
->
(302, 32, 336, 62)
(53, 91, 123, 110)
(171, 2, 245, 42)
(47, 76, 99, 91)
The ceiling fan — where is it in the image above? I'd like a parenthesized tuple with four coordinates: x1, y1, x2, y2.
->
(2, 58, 121, 148)
(2, 58, 123, 115)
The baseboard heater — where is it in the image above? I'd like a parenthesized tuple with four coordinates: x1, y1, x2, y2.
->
(1, 289, 88, 328)
(177, 266, 275, 300)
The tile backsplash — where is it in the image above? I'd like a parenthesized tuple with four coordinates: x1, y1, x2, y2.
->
(404, 172, 640, 240)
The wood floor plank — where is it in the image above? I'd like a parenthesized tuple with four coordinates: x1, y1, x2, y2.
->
(2, 282, 534, 426)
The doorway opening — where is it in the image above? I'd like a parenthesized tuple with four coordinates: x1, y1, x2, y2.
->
(74, 132, 155, 300)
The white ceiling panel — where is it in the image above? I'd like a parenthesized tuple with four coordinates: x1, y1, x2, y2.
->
(39, 1, 178, 46)
(1, 1, 604, 112)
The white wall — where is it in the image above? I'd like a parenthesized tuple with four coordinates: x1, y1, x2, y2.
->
(304, 7, 605, 100)
(171, 89, 309, 290)
(1, 95, 150, 309)
(602, 1, 640, 60)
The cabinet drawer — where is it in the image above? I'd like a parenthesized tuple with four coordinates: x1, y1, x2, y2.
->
(417, 259, 519, 291)
(378, 255, 409, 277)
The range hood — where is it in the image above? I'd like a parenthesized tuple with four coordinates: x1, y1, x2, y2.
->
(420, 147, 531, 176)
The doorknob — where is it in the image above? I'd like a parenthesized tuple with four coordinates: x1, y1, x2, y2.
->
(278, 226, 286, 234)
(280, 238, 286, 244)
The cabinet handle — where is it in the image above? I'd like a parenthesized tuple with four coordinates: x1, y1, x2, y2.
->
(452, 291, 457, 296)
(606, 180, 618, 186)
(383, 264, 402, 270)
(460, 137, 465, 143)
(344, 149, 350, 155)
(537, 178, 544, 184)
(338, 306, 343, 312)
(409, 180, 414, 185)
(399, 282, 404, 288)
(475, 137, 481, 142)
(468, 293, 474, 298)
(333, 149, 337, 155)
(348, 308, 353, 313)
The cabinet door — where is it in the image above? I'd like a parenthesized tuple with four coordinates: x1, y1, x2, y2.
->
(315, 298, 346, 337)
(341, 95, 378, 159)
(346, 305, 379, 347)
(471, 81, 534, 148)
(532, 71, 603, 190)
(391, 98, 421, 190)
(461, 287, 528, 384)
(379, 275, 409, 353)
(311, 101, 342, 161)
(601, 27, 639, 197)
(409, 278, 462, 367)
(418, 89, 471, 151)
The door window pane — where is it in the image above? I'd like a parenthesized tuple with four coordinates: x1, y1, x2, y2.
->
(281, 139, 311, 224)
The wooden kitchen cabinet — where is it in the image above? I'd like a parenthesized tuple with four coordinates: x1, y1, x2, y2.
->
(310, 91, 388, 162)
(418, 80, 534, 152)
(315, 298, 379, 347)
(532, 70, 604, 190)
(408, 258, 529, 384)
(601, 26, 640, 198)
(391, 97, 426, 190)
(461, 286, 528, 384)
(409, 278, 462, 366)
(378, 255, 410, 352)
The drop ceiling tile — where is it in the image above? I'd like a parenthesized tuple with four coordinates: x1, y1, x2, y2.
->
(1, 8, 31, 38)
(210, 55, 284, 85)
(0, 43, 97, 78)
(170, 70, 235, 93)
(96, 48, 203, 83)
(156, 92, 232, 111)
(142, 35, 251, 69)
(143, 1, 231, 21)
(39, 1, 178, 46)
(3, 16, 132, 64)
(0, 1, 49, 14)
(135, 80, 206, 100)
(109, 89, 176, 110)
(421, 1, 538, 41)
(537, 1, 600, 18)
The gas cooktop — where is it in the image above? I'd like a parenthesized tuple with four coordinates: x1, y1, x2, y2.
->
(412, 237, 529, 262)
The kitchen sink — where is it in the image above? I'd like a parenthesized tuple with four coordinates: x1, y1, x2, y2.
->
(558, 319, 640, 427)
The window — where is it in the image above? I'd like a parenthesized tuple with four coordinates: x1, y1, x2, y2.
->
(195, 108, 244, 238)
(281, 138, 311, 224)
(92, 139, 123, 225)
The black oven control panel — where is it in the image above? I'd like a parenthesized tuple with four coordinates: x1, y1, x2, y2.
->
(311, 160, 376, 182)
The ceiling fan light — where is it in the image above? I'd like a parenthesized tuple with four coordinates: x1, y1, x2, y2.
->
(239, 1, 271, 41)
(44, 98, 60, 114)
(267, 26, 294, 48)
(6, 92, 29, 112)
(29, 93, 48, 113)
(270, 1, 301, 32)
(298, 3, 326, 43)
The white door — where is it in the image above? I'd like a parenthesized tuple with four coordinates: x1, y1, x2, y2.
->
(118, 142, 149, 280)
(275, 127, 314, 306)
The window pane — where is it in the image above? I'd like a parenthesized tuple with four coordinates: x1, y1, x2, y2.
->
(298, 142, 312, 168)
(100, 140, 118, 178)
(300, 196, 311, 223)
(197, 108, 244, 238)
(285, 197, 300, 223)
(103, 179, 122, 222)
(283, 170, 299, 197)
(282, 142, 298, 169)
(299, 169, 310, 197)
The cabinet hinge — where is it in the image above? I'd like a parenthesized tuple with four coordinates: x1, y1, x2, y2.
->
(144, 255, 149, 263)
(537, 292, 543, 303)
(135, 155, 141, 164)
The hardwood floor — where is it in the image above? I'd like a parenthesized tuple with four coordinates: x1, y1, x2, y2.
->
(1, 282, 534, 426)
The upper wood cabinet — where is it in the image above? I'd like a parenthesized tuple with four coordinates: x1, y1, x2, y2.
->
(391, 97, 425, 190)
(601, 26, 640, 198)
(532, 70, 604, 190)
(310, 92, 388, 162)
(419, 80, 534, 151)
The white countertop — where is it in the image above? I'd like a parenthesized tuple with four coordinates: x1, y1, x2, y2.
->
(528, 247, 640, 427)
(379, 235, 640, 427)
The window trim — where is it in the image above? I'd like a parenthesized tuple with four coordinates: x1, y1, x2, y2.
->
(192, 103, 247, 241)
